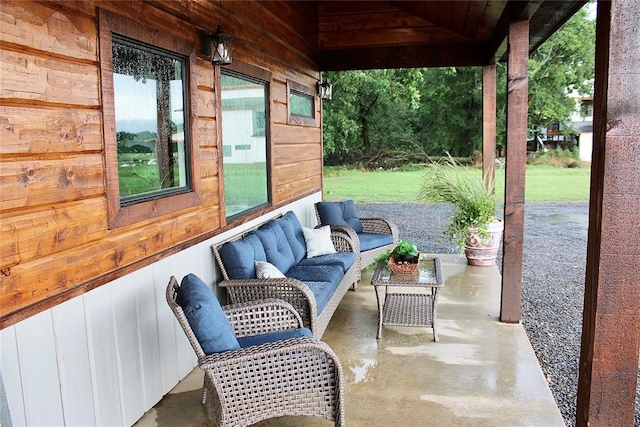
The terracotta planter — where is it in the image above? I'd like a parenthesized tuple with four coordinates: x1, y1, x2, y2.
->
(464, 219, 503, 266)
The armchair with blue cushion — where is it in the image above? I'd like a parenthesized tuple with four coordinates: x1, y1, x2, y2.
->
(167, 274, 344, 427)
(315, 200, 399, 274)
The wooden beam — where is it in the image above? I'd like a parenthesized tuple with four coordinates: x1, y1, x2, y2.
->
(576, 0, 640, 425)
(485, 1, 532, 63)
(319, 43, 489, 71)
(482, 63, 497, 191)
(500, 20, 529, 323)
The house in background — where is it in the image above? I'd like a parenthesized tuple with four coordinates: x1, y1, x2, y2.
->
(541, 94, 594, 161)
(572, 96, 594, 161)
(0, 1, 637, 426)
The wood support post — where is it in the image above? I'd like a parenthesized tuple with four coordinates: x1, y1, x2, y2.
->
(482, 64, 497, 192)
(576, 0, 640, 425)
(500, 20, 528, 323)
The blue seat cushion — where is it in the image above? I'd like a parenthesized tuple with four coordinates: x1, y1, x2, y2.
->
(316, 200, 364, 233)
(237, 327, 313, 348)
(304, 281, 340, 314)
(177, 274, 240, 355)
(277, 211, 307, 264)
(219, 232, 266, 279)
(286, 265, 344, 314)
(255, 220, 296, 274)
(358, 232, 394, 252)
(286, 264, 344, 288)
(297, 252, 356, 272)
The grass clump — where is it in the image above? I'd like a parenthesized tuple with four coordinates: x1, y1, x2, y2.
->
(416, 156, 499, 252)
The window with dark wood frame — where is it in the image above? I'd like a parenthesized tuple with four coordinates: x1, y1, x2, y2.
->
(287, 80, 317, 126)
(98, 9, 201, 229)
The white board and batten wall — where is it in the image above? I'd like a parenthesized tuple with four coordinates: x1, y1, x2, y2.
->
(0, 195, 321, 426)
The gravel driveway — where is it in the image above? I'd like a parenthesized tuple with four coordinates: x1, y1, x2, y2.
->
(355, 202, 639, 427)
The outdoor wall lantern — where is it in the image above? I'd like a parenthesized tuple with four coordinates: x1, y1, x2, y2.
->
(201, 24, 232, 66)
(318, 81, 332, 100)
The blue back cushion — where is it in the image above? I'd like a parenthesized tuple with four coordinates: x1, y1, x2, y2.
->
(176, 274, 240, 355)
(255, 220, 296, 274)
(219, 232, 266, 279)
(277, 211, 306, 264)
(316, 200, 364, 233)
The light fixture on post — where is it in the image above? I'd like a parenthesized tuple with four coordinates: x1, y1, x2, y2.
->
(317, 80, 332, 100)
(201, 24, 232, 66)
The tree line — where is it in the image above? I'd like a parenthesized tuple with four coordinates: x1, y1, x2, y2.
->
(321, 4, 595, 168)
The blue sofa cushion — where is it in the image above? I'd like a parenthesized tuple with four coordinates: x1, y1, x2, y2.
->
(278, 211, 307, 264)
(177, 274, 240, 355)
(358, 232, 395, 252)
(287, 264, 344, 287)
(255, 220, 296, 274)
(316, 200, 364, 233)
(297, 252, 356, 273)
(304, 281, 340, 314)
(219, 232, 266, 279)
(237, 327, 313, 348)
(287, 265, 343, 313)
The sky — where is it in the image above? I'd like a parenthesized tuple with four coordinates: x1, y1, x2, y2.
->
(113, 74, 184, 133)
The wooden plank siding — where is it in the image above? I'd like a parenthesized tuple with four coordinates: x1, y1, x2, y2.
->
(0, 0, 323, 327)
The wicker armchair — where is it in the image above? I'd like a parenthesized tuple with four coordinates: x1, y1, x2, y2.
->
(166, 276, 345, 427)
(315, 200, 399, 272)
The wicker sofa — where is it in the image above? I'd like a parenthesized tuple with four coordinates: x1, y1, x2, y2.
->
(212, 211, 359, 338)
(315, 200, 399, 272)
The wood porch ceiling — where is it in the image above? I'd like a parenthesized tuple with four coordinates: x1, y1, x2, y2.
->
(318, 0, 587, 71)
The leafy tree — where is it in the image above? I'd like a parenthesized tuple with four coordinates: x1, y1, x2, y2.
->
(411, 67, 483, 157)
(322, 3, 595, 165)
(527, 4, 595, 132)
(116, 131, 136, 153)
(322, 69, 422, 165)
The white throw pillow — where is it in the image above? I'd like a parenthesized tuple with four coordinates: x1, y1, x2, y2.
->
(255, 261, 286, 279)
(302, 226, 337, 258)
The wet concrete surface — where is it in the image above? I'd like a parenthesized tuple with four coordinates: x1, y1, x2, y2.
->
(135, 254, 564, 427)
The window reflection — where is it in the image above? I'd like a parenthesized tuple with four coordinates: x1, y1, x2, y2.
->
(221, 71, 270, 218)
(112, 35, 189, 202)
(290, 90, 314, 118)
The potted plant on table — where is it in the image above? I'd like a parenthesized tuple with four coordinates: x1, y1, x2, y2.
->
(416, 155, 503, 266)
(374, 240, 420, 273)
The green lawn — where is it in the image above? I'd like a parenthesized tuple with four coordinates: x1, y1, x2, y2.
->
(323, 165, 591, 203)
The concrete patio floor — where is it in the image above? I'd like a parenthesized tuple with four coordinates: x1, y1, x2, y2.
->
(135, 254, 564, 427)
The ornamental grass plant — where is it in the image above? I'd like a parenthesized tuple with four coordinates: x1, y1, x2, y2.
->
(416, 155, 499, 253)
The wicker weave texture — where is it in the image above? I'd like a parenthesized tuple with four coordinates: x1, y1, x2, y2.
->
(166, 276, 345, 427)
(221, 279, 318, 334)
(382, 294, 433, 327)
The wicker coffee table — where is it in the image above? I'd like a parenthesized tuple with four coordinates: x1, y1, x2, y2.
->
(371, 255, 444, 341)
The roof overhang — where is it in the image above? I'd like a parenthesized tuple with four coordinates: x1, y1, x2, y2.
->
(317, 0, 588, 71)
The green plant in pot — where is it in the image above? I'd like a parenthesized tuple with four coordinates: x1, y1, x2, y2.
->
(391, 240, 419, 264)
(373, 240, 419, 266)
(416, 155, 503, 266)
